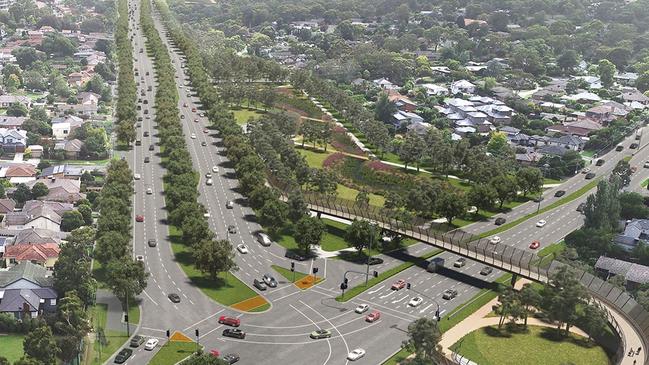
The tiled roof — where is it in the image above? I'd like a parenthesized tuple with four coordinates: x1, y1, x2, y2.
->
(0, 261, 52, 287)
(0, 199, 15, 214)
(4, 243, 60, 262)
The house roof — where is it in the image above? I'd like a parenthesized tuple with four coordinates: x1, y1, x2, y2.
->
(13, 227, 65, 245)
(595, 256, 649, 285)
(538, 144, 569, 156)
(5, 164, 36, 178)
(0, 199, 15, 214)
(64, 139, 84, 152)
(0, 261, 52, 288)
(4, 243, 60, 262)
(5, 204, 63, 226)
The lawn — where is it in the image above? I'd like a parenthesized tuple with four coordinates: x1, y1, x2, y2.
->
(0, 334, 25, 363)
(297, 146, 333, 168)
(272, 264, 309, 283)
(169, 226, 263, 307)
(84, 303, 129, 365)
(149, 341, 198, 365)
(451, 325, 609, 365)
(275, 218, 348, 252)
(336, 184, 385, 206)
(231, 107, 265, 126)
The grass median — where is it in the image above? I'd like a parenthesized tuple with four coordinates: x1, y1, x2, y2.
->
(149, 341, 198, 365)
(336, 249, 443, 302)
(478, 179, 600, 239)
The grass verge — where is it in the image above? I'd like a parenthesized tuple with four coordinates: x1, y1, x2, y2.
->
(149, 341, 198, 365)
(336, 249, 443, 302)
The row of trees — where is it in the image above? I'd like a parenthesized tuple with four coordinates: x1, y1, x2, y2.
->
(114, 0, 137, 145)
(142, 0, 236, 280)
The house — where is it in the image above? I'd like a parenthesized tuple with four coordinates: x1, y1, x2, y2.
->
(621, 89, 649, 106)
(28, 145, 43, 158)
(0, 199, 15, 215)
(430, 66, 451, 75)
(515, 150, 542, 166)
(25, 179, 85, 203)
(11, 227, 66, 246)
(393, 110, 424, 127)
(0, 95, 30, 108)
(39, 164, 89, 180)
(450, 80, 476, 95)
(406, 121, 432, 136)
(55, 103, 98, 117)
(537, 144, 569, 157)
(614, 219, 649, 251)
(3, 243, 60, 269)
(463, 18, 488, 27)
(614, 72, 639, 86)
(373, 78, 399, 91)
(0, 116, 27, 129)
(564, 92, 602, 103)
(54, 139, 84, 159)
(0, 129, 27, 153)
(52, 122, 71, 140)
(76, 91, 100, 105)
(0, 262, 57, 319)
(420, 83, 449, 96)
(595, 256, 649, 290)
(586, 105, 625, 125)
(4, 200, 73, 232)
(387, 90, 417, 112)
(1, 164, 37, 184)
(67, 72, 83, 85)
(573, 75, 602, 89)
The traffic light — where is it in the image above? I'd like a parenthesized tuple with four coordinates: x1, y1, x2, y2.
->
(373, 271, 378, 278)
(195, 329, 199, 337)
(344, 278, 348, 285)
(166, 329, 170, 338)
(290, 262, 295, 272)
(406, 283, 411, 290)
(340, 282, 348, 290)
(313, 267, 319, 274)
(124, 314, 129, 323)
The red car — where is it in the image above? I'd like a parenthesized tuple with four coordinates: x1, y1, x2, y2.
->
(191, 107, 197, 112)
(365, 310, 381, 322)
(529, 240, 541, 249)
(135, 215, 144, 222)
(203, 129, 209, 134)
(391, 279, 406, 290)
(218, 316, 240, 327)
(209, 349, 220, 357)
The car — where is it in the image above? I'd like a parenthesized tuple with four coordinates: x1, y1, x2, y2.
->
(192, 107, 197, 112)
(442, 289, 458, 300)
(149, 144, 154, 151)
(355, 304, 369, 313)
(194, 118, 199, 123)
(554, 190, 566, 197)
(205, 172, 212, 179)
(529, 240, 541, 249)
(489, 236, 501, 244)
(201, 141, 207, 146)
(616, 145, 624, 151)
(256, 232, 272, 246)
(144, 157, 150, 163)
(347, 348, 366, 361)
(391, 279, 406, 290)
(205, 178, 213, 186)
(222, 354, 240, 364)
(203, 129, 209, 134)
(367, 257, 384, 265)
(532, 195, 544, 203)
(536, 219, 547, 227)
(183, 102, 188, 107)
(577, 202, 586, 213)
(209, 350, 220, 358)
(365, 310, 380, 322)
(148, 239, 157, 247)
(223, 328, 246, 339)
(226, 200, 234, 209)
(130, 335, 145, 347)
(218, 316, 241, 327)
(285, 251, 306, 261)
(480, 266, 493, 275)
(146, 187, 152, 195)
(408, 297, 424, 307)
(144, 338, 159, 350)
(212, 166, 219, 173)
(190, 133, 196, 139)
(631, 143, 639, 149)
(227, 225, 237, 234)
(135, 215, 144, 222)
(454, 258, 466, 267)
(114, 348, 133, 364)
(236, 244, 248, 254)
(310, 329, 332, 339)
(585, 172, 596, 180)
(596, 159, 605, 166)
(262, 274, 277, 288)
(253, 279, 267, 291)
(203, 212, 211, 218)
(581, 167, 590, 174)
(644, 161, 649, 168)
(134, 173, 141, 180)
(494, 217, 506, 226)
(136, 255, 144, 262)
(631, 166, 638, 173)
(168, 293, 181, 303)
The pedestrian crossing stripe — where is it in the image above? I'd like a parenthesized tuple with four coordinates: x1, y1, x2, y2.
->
(170, 331, 193, 342)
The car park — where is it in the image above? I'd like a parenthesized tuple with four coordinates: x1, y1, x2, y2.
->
(218, 316, 241, 327)
(222, 354, 240, 364)
(148, 239, 157, 247)
(262, 274, 278, 288)
(454, 258, 466, 267)
(489, 236, 501, 244)
(391, 279, 406, 290)
(130, 335, 145, 347)
(253, 279, 267, 291)
(585, 172, 596, 179)
(168, 293, 181, 303)
(442, 289, 458, 300)
(223, 329, 246, 339)
(480, 266, 493, 275)
(536, 219, 547, 227)
(529, 240, 541, 249)
(355, 304, 370, 313)
(365, 310, 381, 322)
(494, 217, 506, 225)
(114, 349, 132, 364)
(408, 297, 424, 307)
(236, 244, 248, 254)
(310, 329, 332, 339)
(135, 215, 144, 222)
(554, 190, 566, 197)
(347, 349, 366, 361)
(144, 338, 159, 350)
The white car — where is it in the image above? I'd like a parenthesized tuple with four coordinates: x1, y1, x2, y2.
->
(536, 220, 547, 227)
(146, 187, 153, 195)
(212, 166, 219, 173)
(206, 178, 213, 186)
(347, 348, 366, 361)
(237, 244, 249, 254)
(408, 297, 423, 307)
(489, 236, 501, 244)
(205, 173, 212, 179)
(144, 338, 159, 350)
(203, 212, 211, 218)
(355, 304, 369, 314)
(134, 173, 141, 180)
(190, 133, 196, 139)
(136, 255, 144, 262)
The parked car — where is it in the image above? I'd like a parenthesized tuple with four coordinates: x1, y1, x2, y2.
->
(365, 310, 381, 322)
(310, 329, 332, 339)
(253, 279, 267, 291)
(144, 338, 159, 351)
(454, 258, 466, 267)
(218, 316, 241, 327)
(408, 297, 423, 307)
(114, 349, 133, 364)
(529, 240, 541, 249)
(222, 329, 245, 339)
(262, 274, 278, 288)
(168, 293, 181, 303)
(236, 244, 248, 254)
(347, 349, 366, 361)
(130, 335, 145, 347)
(480, 266, 493, 276)
(442, 289, 458, 300)
(554, 190, 566, 197)
(391, 279, 406, 290)
(355, 304, 369, 314)
(585, 172, 596, 180)
(494, 217, 506, 226)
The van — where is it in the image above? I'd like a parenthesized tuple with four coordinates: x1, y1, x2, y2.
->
(256, 232, 272, 247)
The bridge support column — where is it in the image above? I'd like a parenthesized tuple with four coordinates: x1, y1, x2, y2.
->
(510, 274, 518, 287)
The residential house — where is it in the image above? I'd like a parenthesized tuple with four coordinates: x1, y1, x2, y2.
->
(0, 95, 30, 108)
(0, 129, 27, 153)
(4, 200, 73, 232)
(574, 75, 602, 89)
(373, 78, 399, 91)
(67, 72, 83, 85)
(0, 262, 57, 319)
(595, 256, 649, 290)
(564, 92, 602, 103)
(393, 110, 424, 127)
(55, 103, 98, 117)
(11, 227, 66, 246)
(614, 72, 639, 86)
(39, 164, 89, 180)
(614, 219, 649, 252)
(406, 121, 432, 136)
(546, 118, 602, 138)
(621, 89, 649, 107)
(450, 80, 476, 95)
(585, 105, 626, 125)
(0, 116, 27, 129)
(463, 18, 488, 27)
(420, 83, 448, 96)
(1, 164, 37, 184)
(515, 149, 542, 166)
(26, 178, 85, 203)
(54, 139, 84, 159)
(3, 243, 60, 269)
(0, 199, 15, 215)
(430, 66, 451, 75)
(387, 90, 417, 112)
(537, 144, 569, 157)
(28, 145, 43, 158)
(76, 91, 100, 105)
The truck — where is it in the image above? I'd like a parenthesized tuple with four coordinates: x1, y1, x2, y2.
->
(426, 257, 445, 273)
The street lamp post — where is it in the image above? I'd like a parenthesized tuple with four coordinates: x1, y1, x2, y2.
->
(365, 224, 375, 287)
(537, 163, 550, 213)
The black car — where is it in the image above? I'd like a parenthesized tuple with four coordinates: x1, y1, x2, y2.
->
(630, 143, 639, 149)
(576, 202, 586, 213)
(148, 239, 157, 247)
(285, 251, 306, 261)
(168, 293, 181, 303)
(223, 329, 246, 339)
(143, 131, 149, 137)
(201, 141, 207, 146)
(615, 145, 624, 151)
(494, 217, 506, 226)
(596, 159, 605, 166)
(585, 172, 596, 180)
(144, 157, 150, 163)
(480, 266, 493, 276)
(222, 354, 240, 364)
(149, 144, 154, 151)
(130, 335, 145, 347)
(554, 190, 566, 197)
(367, 257, 384, 265)
(114, 349, 133, 364)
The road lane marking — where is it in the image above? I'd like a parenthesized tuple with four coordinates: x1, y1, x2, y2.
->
(183, 309, 224, 331)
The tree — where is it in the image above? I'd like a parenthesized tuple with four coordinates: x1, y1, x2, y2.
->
(105, 259, 148, 310)
(598, 59, 616, 88)
(294, 216, 325, 255)
(398, 132, 426, 171)
(402, 318, 442, 363)
(557, 50, 579, 74)
(375, 92, 397, 123)
(486, 132, 510, 157)
(620, 192, 649, 219)
(436, 189, 467, 225)
(258, 199, 287, 234)
(94, 231, 130, 265)
(493, 286, 518, 329)
(12, 183, 32, 206)
(23, 325, 59, 365)
(6, 102, 28, 117)
(54, 228, 96, 306)
(637, 72, 649, 93)
(181, 216, 212, 248)
(579, 303, 609, 341)
(540, 266, 590, 335)
(516, 167, 543, 197)
(345, 219, 377, 255)
(467, 184, 497, 213)
(490, 175, 518, 209)
(519, 283, 542, 327)
(584, 179, 620, 231)
(52, 291, 92, 362)
(193, 239, 238, 281)
(30, 181, 48, 199)
(61, 210, 84, 232)
(77, 204, 93, 225)
(612, 159, 632, 186)
(12, 47, 44, 70)
(179, 352, 229, 365)
(22, 70, 45, 90)
(0, 357, 8, 365)
(355, 189, 370, 207)
(287, 191, 309, 223)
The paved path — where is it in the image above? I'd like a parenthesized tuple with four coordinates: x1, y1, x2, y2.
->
(95, 289, 125, 332)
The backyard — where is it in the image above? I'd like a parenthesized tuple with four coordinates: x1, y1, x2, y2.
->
(0, 334, 25, 363)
